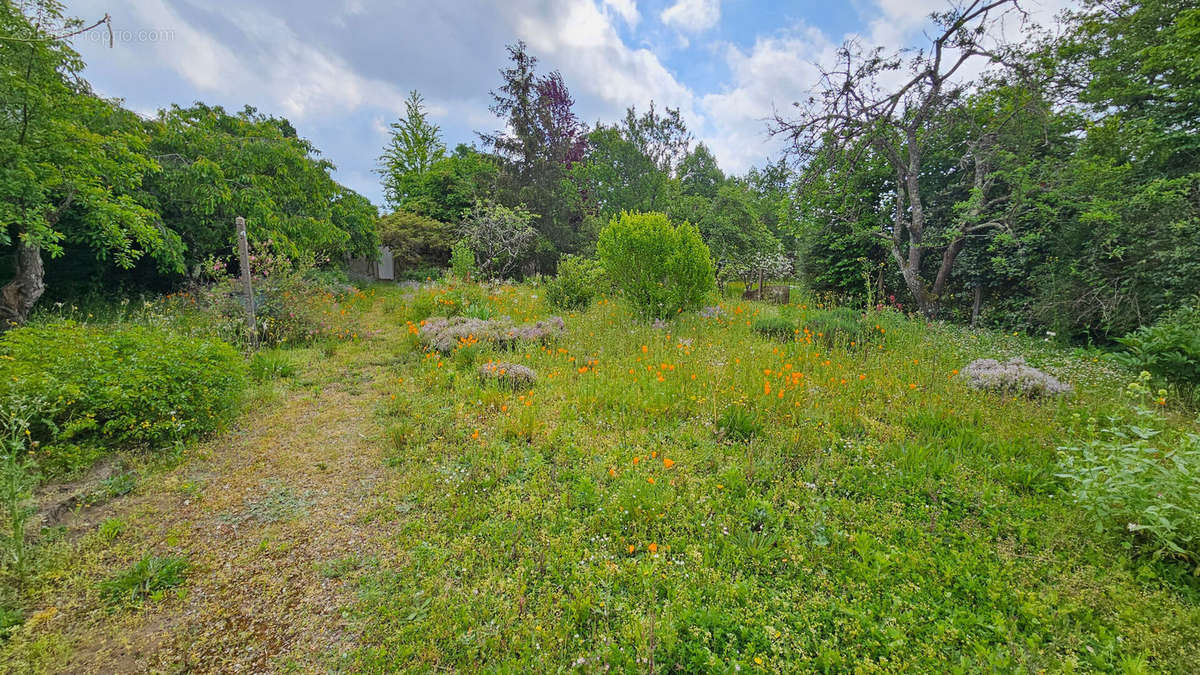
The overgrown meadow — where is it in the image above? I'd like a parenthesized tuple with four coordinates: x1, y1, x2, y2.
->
(341, 281, 1199, 671)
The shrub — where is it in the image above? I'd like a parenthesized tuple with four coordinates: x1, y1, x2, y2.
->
(459, 201, 536, 279)
(377, 210, 456, 273)
(478, 361, 537, 390)
(803, 307, 867, 345)
(99, 554, 189, 607)
(750, 317, 795, 340)
(0, 321, 245, 472)
(1114, 304, 1200, 391)
(544, 255, 608, 310)
(450, 241, 477, 281)
(959, 357, 1072, 398)
(195, 244, 365, 347)
(596, 212, 715, 319)
(1057, 375, 1200, 564)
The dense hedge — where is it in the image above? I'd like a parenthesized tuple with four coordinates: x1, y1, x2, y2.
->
(0, 321, 245, 471)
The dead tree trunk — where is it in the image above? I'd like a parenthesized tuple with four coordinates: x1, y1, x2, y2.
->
(0, 244, 45, 330)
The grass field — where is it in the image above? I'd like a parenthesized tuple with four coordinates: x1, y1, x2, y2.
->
(3, 281, 1198, 672)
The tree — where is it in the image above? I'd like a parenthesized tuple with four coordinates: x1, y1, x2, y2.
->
(570, 103, 693, 232)
(1029, 0, 1200, 335)
(621, 102, 692, 176)
(678, 143, 724, 199)
(481, 42, 589, 259)
(393, 144, 499, 224)
(774, 0, 1027, 317)
(668, 181, 778, 286)
(379, 90, 447, 208)
(596, 211, 715, 319)
(458, 201, 537, 279)
(376, 210, 455, 273)
(143, 103, 378, 273)
(570, 126, 662, 223)
(1, 2, 168, 325)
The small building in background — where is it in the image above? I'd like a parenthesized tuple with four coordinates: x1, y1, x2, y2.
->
(348, 245, 395, 281)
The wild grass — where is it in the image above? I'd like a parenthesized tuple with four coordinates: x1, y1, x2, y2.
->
(99, 555, 189, 608)
(3, 279, 1197, 671)
(335, 281, 1199, 671)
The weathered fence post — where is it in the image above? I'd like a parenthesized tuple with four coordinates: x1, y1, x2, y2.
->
(236, 216, 257, 348)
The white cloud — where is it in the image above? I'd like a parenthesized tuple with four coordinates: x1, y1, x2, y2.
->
(112, 0, 408, 120)
(660, 0, 720, 33)
(515, 0, 696, 123)
(602, 0, 640, 27)
(698, 25, 836, 173)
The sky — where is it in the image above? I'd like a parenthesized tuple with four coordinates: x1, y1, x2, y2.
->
(62, 0, 1074, 207)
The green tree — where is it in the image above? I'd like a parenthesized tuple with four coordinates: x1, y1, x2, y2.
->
(396, 144, 499, 224)
(678, 143, 724, 199)
(775, 0, 1029, 317)
(379, 90, 446, 209)
(1030, 0, 1200, 335)
(481, 42, 589, 260)
(1, 2, 168, 325)
(143, 103, 378, 273)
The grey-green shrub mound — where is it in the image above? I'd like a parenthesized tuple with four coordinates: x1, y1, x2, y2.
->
(418, 315, 565, 353)
(478, 361, 537, 390)
(960, 357, 1072, 398)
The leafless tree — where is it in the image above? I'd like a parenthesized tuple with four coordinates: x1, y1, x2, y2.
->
(773, 0, 1027, 317)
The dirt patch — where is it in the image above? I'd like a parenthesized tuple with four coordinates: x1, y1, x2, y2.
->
(35, 455, 127, 530)
(9, 344, 402, 673)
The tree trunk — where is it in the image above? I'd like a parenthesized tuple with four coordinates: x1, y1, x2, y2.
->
(970, 284, 983, 327)
(0, 244, 45, 330)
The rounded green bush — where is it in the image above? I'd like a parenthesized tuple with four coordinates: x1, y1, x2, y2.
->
(544, 255, 608, 310)
(0, 321, 245, 470)
(596, 211, 715, 319)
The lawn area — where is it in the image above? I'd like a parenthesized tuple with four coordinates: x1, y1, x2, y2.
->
(2, 281, 1198, 672)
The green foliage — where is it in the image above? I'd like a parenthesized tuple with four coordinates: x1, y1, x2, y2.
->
(376, 210, 455, 273)
(543, 255, 606, 310)
(0, 398, 41, 581)
(717, 406, 761, 442)
(481, 43, 590, 258)
(1058, 375, 1200, 566)
(804, 307, 867, 346)
(249, 351, 297, 382)
(449, 242, 476, 281)
(459, 202, 537, 279)
(99, 555, 189, 608)
(0, 2, 171, 322)
(390, 145, 499, 224)
(750, 316, 795, 340)
(661, 607, 770, 672)
(379, 91, 446, 209)
(596, 212, 715, 319)
(145, 103, 379, 269)
(198, 245, 365, 347)
(0, 321, 244, 472)
(1114, 304, 1200, 390)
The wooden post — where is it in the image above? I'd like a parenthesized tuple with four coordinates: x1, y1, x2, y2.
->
(236, 217, 257, 348)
